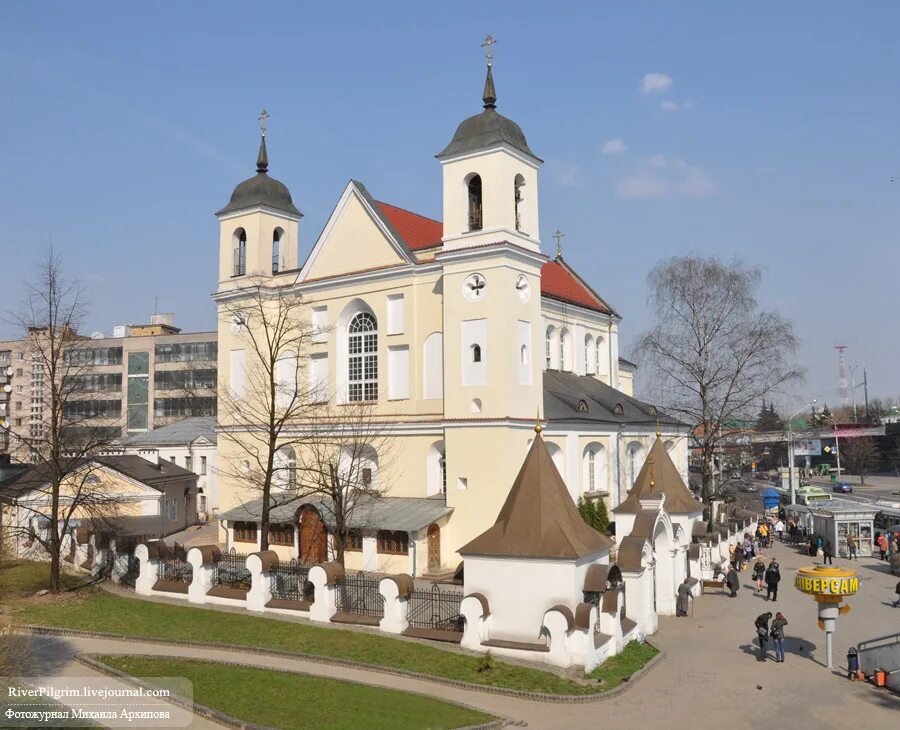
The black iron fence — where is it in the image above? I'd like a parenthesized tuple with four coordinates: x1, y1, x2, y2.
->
(270, 559, 314, 603)
(212, 548, 251, 591)
(157, 542, 192, 584)
(335, 571, 384, 617)
(406, 584, 464, 633)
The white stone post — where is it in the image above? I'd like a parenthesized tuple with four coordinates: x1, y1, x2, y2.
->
(379, 575, 412, 634)
(134, 543, 160, 596)
(246, 551, 277, 612)
(543, 608, 574, 668)
(460, 593, 490, 651)
(308, 562, 343, 623)
(187, 546, 217, 604)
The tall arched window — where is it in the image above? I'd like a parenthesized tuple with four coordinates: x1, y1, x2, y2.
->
(272, 229, 282, 274)
(596, 336, 608, 378)
(471, 344, 482, 363)
(584, 334, 595, 374)
(583, 443, 607, 493)
(626, 441, 645, 491)
(273, 445, 297, 491)
(427, 440, 446, 496)
(545, 326, 559, 369)
(560, 328, 571, 371)
(348, 312, 378, 401)
(467, 174, 483, 231)
(233, 229, 247, 276)
(514, 174, 526, 232)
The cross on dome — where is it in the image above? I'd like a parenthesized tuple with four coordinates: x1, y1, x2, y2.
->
(553, 229, 565, 259)
(258, 108, 270, 137)
(481, 34, 496, 67)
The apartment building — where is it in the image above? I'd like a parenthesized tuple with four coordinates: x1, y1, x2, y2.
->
(0, 313, 217, 450)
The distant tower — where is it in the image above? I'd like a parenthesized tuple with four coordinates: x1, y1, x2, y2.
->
(835, 344, 849, 407)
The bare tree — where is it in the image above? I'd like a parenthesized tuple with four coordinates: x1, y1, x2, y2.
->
(294, 401, 398, 566)
(217, 279, 320, 551)
(632, 256, 803, 501)
(841, 436, 880, 485)
(3, 249, 124, 592)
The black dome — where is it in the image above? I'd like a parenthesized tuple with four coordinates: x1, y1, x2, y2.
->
(216, 136, 301, 218)
(436, 65, 540, 162)
(437, 107, 538, 160)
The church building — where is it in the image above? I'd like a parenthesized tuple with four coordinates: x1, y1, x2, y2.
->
(213, 46, 689, 577)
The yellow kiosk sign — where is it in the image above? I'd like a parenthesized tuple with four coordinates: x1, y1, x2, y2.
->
(794, 566, 859, 598)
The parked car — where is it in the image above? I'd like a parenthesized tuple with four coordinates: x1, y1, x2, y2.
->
(832, 482, 853, 494)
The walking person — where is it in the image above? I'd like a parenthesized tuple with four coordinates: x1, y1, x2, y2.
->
(765, 559, 781, 602)
(877, 533, 887, 561)
(846, 534, 857, 561)
(770, 612, 788, 662)
(775, 519, 785, 542)
(726, 566, 741, 598)
(676, 577, 692, 617)
(755, 612, 772, 661)
(892, 579, 900, 607)
(753, 557, 766, 592)
(823, 539, 834, 566)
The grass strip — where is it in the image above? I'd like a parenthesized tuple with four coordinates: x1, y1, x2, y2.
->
(94, 654, 494, 730)
(19, 590, 656, 696)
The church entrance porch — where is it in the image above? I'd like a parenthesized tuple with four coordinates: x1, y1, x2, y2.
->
(299, 507, 327, 565)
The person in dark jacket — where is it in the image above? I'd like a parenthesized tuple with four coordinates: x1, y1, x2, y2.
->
(765, 559, 781, 601)
(752, 557, 766, 592)
(770, 612, 788, 662)
(726, 567, 740, 598)
(755, 612, 772, 661)
(823, 539, 834, 565)
(676, 578, 692, 616)
(893, 580, 900, 608)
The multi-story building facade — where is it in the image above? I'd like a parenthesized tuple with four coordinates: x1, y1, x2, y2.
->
(0, 314, 217, 450)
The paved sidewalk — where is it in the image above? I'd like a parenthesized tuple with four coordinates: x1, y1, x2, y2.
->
(25, 540, 900, 728)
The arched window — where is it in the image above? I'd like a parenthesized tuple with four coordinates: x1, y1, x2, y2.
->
(514, 174, 526, 232)
(559, 328, 571, 371)
(626, 441, 645, 490)
(232, 229, 247, 276)
(467, 174, 483, 231)
(546, 441, 565, 480)
(471, 344, 482, 363)
(348, 312, 378, 401)
(520, 345, 527, 365)
(583, 443, 607, 493)
(274, 445, 297, 491)
(545, 326, 559, 369)
(584, 334, 595, 374)
(272, 229, 282, 274)
(427, 440, 446, 496)
(596, 336, 608, 378)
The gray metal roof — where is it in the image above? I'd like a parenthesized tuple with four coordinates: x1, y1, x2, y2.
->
(219, 495, 452, 533)
(122, 417, 217, 447)
(436, 67, 540, 161)
(217, 136, 301, 218)
(812, 498, 879, 515)
(543, 370, 685, 427)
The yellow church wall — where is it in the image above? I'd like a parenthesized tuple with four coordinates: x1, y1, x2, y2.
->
(303, 193, 407, 281)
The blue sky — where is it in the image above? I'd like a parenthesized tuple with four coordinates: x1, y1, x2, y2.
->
(1, 2, 898, 407)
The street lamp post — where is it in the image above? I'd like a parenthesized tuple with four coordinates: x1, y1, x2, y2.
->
(787, 400, 816, 505)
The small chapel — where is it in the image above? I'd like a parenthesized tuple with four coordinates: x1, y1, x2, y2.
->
(214, 39, 691, 577)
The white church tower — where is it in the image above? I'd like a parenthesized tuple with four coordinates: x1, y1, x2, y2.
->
(438, 39, 548, 555)
(215, 112, 302, 291)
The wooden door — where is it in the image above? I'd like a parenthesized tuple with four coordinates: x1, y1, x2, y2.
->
(299, 508, 327, 565)
(427, 524, 441, 571)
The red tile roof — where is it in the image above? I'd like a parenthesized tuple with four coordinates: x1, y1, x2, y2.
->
(540, 260, 611, 314)
(375, 199, 611, 314)
(375, 201, 443, 251)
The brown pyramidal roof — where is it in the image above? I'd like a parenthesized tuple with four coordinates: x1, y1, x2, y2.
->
(460, 433, 613, 559)
(613, 437, 703, 515)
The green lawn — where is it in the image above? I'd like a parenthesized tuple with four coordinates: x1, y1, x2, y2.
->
(0, 560, 88, 601)
(586, 640, 658, 688)
(18, 591, 657, 696)
(94, 655, 494, 730)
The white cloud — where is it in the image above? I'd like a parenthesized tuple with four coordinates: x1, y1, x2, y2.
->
(547, 160, 581, 187)
(640, 73, 672, 94)
(660, 99, 694, 112)
(617, 155, 717, 198)
(600, 138, 628, 155)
